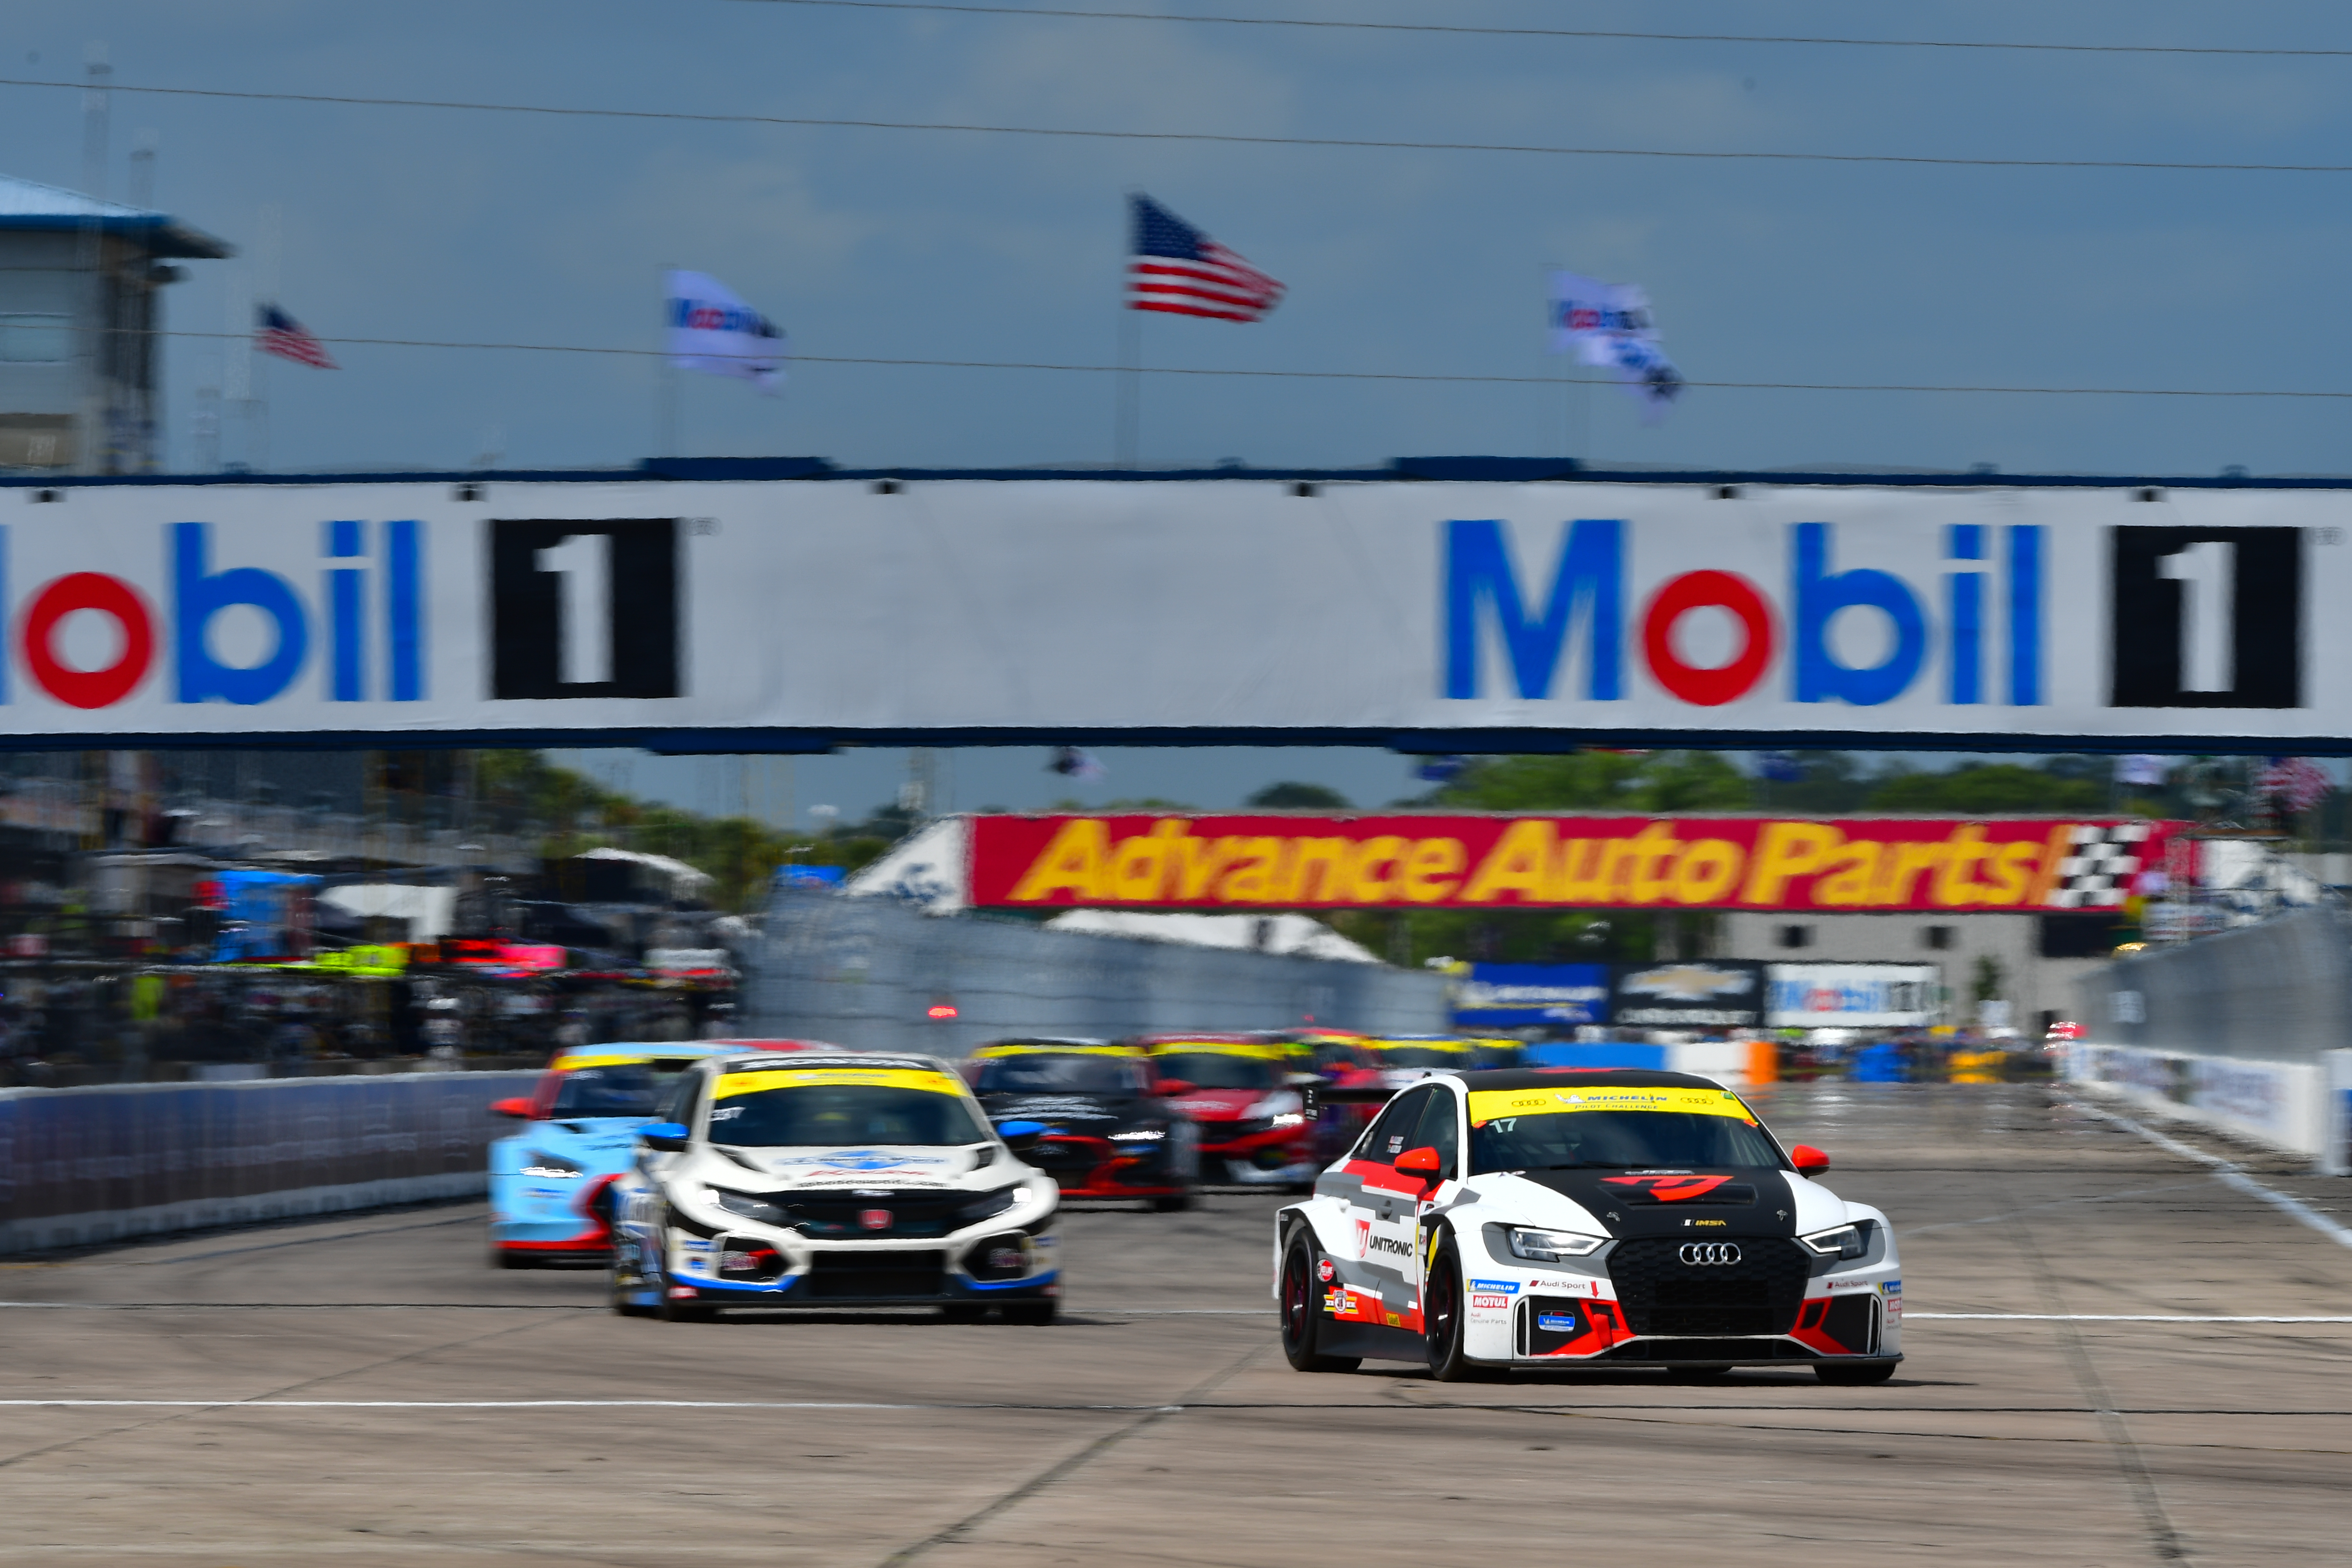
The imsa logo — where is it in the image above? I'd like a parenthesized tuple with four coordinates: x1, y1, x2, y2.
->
(489, 520, 681, 700)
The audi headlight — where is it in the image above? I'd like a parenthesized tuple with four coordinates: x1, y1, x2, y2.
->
(705, 1187, 789, 1225)
(1108, 1128, 1166, 1142)
(1799, 1223, 1869, 1260)
(520, 1154, 584, 1179)
(1507, 1226, 1607, 1262)
(1267, 1112, 1307, 1130)
(959, 1184, 1034, 1222)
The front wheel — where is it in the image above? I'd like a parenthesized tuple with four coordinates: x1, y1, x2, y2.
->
(1002, 1298, 1057, 1326)
(1422, 1233, 1495, 1383)
(1279, 1230, 1359, 1373)
(1815, 1360, 1898, 1385)
(1149, 1189, 1193, 1213)
(608, 1237, 652, 1317)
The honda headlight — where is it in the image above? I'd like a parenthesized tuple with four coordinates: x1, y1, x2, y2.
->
(706, 1187, 788, 1225)
(1108, 1128, 1166, 1142)
(959, 1184, 1034, 1222)
(520, 1154, 584, 1180)
(1799, 1223, 1869, 1260)
(1507, 1226, 1607, 1262)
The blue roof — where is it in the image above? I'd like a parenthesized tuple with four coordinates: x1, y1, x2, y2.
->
(0, 172, 232, 259)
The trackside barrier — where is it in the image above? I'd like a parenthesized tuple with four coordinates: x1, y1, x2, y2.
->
(1522, 1040, 1777, 1086)
(746, 888, 1450, 1055)
(0, 1071, 537, 1256)
(2058, 1043, 2328, 1164)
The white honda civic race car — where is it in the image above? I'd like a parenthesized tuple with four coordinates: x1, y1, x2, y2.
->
(608, 1051, 1061, 1322)
(1274, 1068, 1901, 1383)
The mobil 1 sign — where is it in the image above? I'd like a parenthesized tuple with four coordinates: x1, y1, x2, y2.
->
(0, 476, 2340, 743)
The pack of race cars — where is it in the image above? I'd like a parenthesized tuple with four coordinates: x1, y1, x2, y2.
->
(486, 1032, 1901, 1380)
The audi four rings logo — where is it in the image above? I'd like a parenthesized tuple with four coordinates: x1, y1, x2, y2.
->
(1678, 1242, 1742, 1266)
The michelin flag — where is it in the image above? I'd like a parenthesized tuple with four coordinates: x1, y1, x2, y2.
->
(1548, 270, 1683, 422)
(665, 270, 787, 393)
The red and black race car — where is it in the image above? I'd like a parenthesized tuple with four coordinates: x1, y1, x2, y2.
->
(1132, 1033, 1319, 1189)
(965, 1039, 1199, 1210)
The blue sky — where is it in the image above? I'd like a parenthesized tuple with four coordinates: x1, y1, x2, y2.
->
(11, 0, 2351, 816)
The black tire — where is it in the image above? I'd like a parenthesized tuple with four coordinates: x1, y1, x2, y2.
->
(1815, 1360, 1898, 1385)
(608, 1244, 652, 1317)
(1666, 1364, 1734, 1381)
(1150, 1189, 1193, 1213)
(940, 1302, 989, 1322)
(1422, 1233, 1496, 1383)
(1002, 1298, 1057, 1326)
(1279, 1230, 1359, 1373)
(658, 1285, 715, 1323)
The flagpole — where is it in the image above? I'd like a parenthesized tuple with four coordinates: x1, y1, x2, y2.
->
(1114, 302, 1139, 469)
(656, 261, 677, 458)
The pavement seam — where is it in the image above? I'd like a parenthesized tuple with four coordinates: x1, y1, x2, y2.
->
(2003, 1174, 2193, 1565)
(872, 1336, 1269, 1567)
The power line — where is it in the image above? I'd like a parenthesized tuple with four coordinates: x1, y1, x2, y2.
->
(2, 75, 2349, 174)
(155, 329, 2352, 399)
(725, 0, 2352, 62)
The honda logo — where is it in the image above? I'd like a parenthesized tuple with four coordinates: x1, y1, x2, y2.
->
(1678, 1242, 1741, 1266)
(858, 1209, 893, 1231)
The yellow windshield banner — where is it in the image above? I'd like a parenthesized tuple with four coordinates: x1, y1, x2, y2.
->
(972, 1044, 1140, 1059)
(1150, 1041, 1289, 1060)
(715, 1067, 966, 1099)
(1466, 1085, 1756, 1127)
(1367, 1039, 1470, 1053)
(553, 1052, 669, 1073)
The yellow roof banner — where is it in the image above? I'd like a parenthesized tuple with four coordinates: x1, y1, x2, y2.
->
(1466, 1085, 1757, 1127)
(1365, 1038, 1472, 1053)
(1146, 1040, 1292, 1060)
(715, 1067, 967, 1099)
(971, 1044, 1143, 1059)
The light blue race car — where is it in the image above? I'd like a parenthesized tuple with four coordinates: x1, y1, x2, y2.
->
(487, 1040, 826, 1267)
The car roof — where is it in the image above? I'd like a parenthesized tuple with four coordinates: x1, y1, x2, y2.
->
(710, 1051, 954, 1075)
(1441, 1068, 1735, 1093)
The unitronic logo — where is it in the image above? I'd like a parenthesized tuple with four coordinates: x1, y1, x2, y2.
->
(489, 520, 680, 699)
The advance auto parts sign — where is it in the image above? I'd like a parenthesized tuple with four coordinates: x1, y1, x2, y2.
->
(0, 476, 2341, 744)
(968, 814, 2187, 913)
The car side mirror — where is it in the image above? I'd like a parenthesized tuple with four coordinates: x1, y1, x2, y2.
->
(1154, 1080, 1196, 1097)
(1789, 1143, 1831, 1174)
(490, 1097, 534, 1120)
(997, 1118, 1047, 1154)
(1395, 1146, 1444, 1178)
(639, 1121, 689, 1153)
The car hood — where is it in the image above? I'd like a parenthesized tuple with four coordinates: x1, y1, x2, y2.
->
(676, 1142, 1000, 1193)
(1470, 1166, 1851, 1240)
(976, 1091, 1152, 1129)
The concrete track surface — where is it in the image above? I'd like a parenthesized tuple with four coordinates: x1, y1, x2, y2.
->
(4, 1084, 2349, 1567)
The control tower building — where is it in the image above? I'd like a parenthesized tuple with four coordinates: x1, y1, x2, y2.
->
(0, 173, 231, 474)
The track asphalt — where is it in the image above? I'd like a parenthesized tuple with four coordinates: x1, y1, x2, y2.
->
(2, 1082, 2347, 1567)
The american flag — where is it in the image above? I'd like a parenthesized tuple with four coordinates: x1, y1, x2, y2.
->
(1127, 194, 1283, 322)
(256, 304, 338, 370)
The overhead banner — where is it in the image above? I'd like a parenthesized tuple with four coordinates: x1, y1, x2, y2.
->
(1764, 963, 1941, 1028)
(0, 476, 2345, 744)
(967, 814, 2186, 912)
(1611, 960, 1764, 1029)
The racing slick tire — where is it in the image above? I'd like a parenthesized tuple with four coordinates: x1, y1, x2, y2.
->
(658, 1284, 716, 1324)
(940, 1303, 989, 1322)
(1278, 1230, 1360, 1374)
(492, 1245, 534, 1270)
(1815, 1360, 1899, 1386)
(1149, 1190, 1193, 1213)
(1002, 1299, 1058, 1326)
(1422, 1233, 1500, 1383)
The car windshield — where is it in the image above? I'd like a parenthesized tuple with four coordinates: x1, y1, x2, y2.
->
(1470, 1110, 1782, 1173)
(1151, 1052, 1278, 1091)
(549, 1064, 666, 1118)
(708, 1083, 989, 1147)
(974, 1053, 1140, 1093)
(1369, 1045, 1464, 1068)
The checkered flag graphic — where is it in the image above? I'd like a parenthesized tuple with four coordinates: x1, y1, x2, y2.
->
(2045, 823, 2152, 908)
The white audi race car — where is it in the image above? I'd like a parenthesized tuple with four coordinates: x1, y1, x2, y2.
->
(1275, 1068, 1901, 1382)
(609, 1052, 1061, 1322)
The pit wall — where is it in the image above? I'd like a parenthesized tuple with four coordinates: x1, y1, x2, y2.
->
(1522, 1040, 1777, 1086)
(0, 1070, 537, 1256)
(2057, 1042, 2351, 1167)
